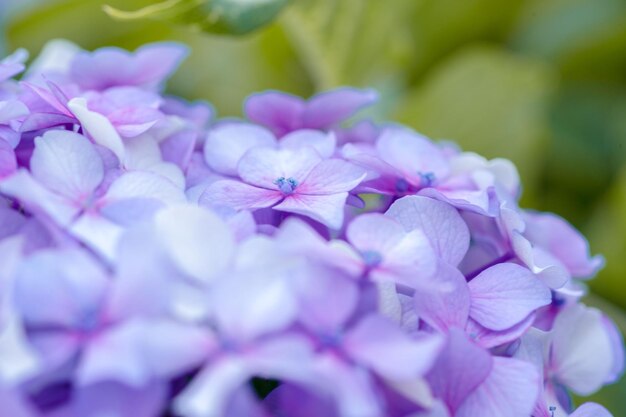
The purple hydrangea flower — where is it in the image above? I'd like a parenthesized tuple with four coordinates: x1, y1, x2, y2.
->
(245, 88, 378, 137)
(0, 49, 28, 82)
(201, 144, 365, 229)
(69, 42, 188, 91)
(0, 43, 621, 417)
(0, 49, 30, 179)
(0, 130, 186, 258)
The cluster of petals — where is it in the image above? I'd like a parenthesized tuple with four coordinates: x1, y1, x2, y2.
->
(0, 40, 622, 417)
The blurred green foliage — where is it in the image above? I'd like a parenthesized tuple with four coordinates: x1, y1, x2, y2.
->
(2, 0, 626, 412)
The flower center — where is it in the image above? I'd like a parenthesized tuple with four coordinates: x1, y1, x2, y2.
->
(360, 250, 383, 268)
(274, 177, 298, 194)
(395, 178, 410, 193)
(319, 330, 343, 348)
(418, 171, 436, 187)
(77, 308, 102, 333)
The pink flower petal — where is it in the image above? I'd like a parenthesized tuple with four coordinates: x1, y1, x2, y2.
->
(154, 205, 236, 283)
(386, 196, 470, 267)
(455, 357, 540, 417)
(238, 146, 322, 189)
(69, 97, 126, 164)
(413, 263, 470, 332)
(343, 315, 443, 380)
(376, 127, 449, 182)
(200, 180, 283, 211)
(281, 130, 336, 158)
(0, 170, 78, 226)
(303, 88, 378, 130)
(551, 304, 622, 396)
(468, 263, 551, 331)
(426, 328, 492, 414)
(245, 92, 306, 137)
(204, 123, 276, 176)
(299, 159, 366, 195)
(346, 213, 405, 253)
(30, 130, 104, 201)
(274, 193, 348, 229)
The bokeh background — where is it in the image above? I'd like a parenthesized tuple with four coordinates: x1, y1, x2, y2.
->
(2, 0, 626, 413)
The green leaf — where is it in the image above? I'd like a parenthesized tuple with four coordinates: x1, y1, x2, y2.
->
(394, 46, 557, 202)
(103, 0, 291, 36)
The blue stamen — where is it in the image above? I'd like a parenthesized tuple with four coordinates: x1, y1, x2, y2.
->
(504, 339, 521, 356)
(274, 177, 298, 194)
(319, 331, 343, 348)
(77, 309, 100, 332)
(549, 406, 556, 417)
(395, 178, 409, 193)
(552, 291, 566, 307)
(418, 171, 436, 187)
(80, 193, 97, 210)
(360, 250, 383, 268)
(220, 338, 239, 352)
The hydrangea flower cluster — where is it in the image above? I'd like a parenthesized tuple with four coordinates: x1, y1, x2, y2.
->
(0, 41, 622, 417)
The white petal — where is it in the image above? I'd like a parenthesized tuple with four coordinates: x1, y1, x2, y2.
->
(30, 130, 103, 200)
(154, 205, 235, 283)
(551, 304, 618, 395)
(386, 196, 470, 266)
(69, 97, 126, 164)
(456, 357, 540, 417)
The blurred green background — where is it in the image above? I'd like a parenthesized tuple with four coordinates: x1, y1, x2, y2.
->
(2, 0, 626, 413)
